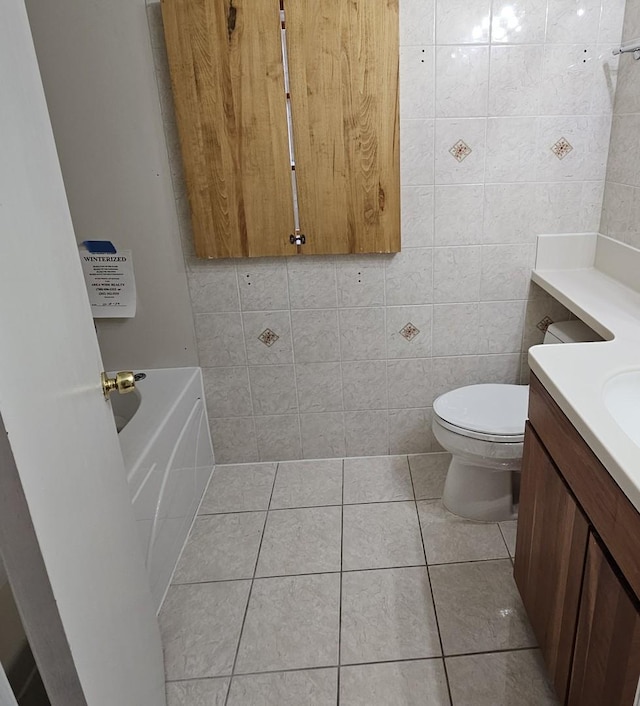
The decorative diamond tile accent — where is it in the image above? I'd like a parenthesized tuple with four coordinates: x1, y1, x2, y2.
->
(400, 323, 420, 341)
(551, 137, 573, 160)
(449, 139, 472, 163)
(536, 316, 554, 332)
(258, 329, 279, 347)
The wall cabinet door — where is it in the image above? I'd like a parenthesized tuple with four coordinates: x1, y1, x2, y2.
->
(286, 0, 400, 255)
(161, 0, 400, 258)
(161, 0, 295, 258)
(568, 534, 640, 706)
(514, 424, 589, 702)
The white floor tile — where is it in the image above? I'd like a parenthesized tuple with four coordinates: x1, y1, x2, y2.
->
(270, 459, 343, 509)
(236, 574, 340, 673)
(341, 567, 441, 664)
(340, 660, 450, 706)
(200, 463, 276, 513)
(418, 500, 509, 564)
(256, 506, 342, 577)
(160, 581, 251, 680)
(343, 502, 425, 571)
(228, 669, 338, 706)
(343, 455, 413, 504)
(173, 513, 265, 583)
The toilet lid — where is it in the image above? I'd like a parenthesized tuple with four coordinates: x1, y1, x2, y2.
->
(433, 384, 529, 437)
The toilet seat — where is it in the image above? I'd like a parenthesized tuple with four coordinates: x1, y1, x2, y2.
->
(433, 416, 525, 444)
(433, 384, 529, 444)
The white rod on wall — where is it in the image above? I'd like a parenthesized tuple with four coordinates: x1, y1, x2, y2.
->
(278, 2, 304, 247)
(612, 40, 640, 60)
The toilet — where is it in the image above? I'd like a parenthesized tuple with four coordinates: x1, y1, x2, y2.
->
(432, 320, 600, 522)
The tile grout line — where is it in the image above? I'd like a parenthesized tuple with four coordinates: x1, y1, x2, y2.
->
(284, 258, 304, 459)
(214, 452, 449, 471)
(197, 495, 446, 517)
(337, 458, 345, 705)
(201, 315, 530, 341)
(381, 267, 390, 455)
(171, 555, 518, 589)
(166, 645, 542, 685)
(223, 463, 280, 705)
(334, 258, 347, 461)
(407, 458, 455, 706)
(498, 522, 516, 567)
(235, 279, 260, 462)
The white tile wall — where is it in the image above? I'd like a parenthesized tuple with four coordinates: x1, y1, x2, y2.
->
(345, 411, 390, 457)
(286, 257, 338, 309)
(300, 413, 346, 460)
(291, 310, 340, 363)
(431, 356, 480, 400)
(435, 118, 487, 183)
(491, 0, 548, 44)
(243, 311, 293, 365)
(401, 187, 435, 247)
(147, 0, 624, 462)
(342, 361, 388, 411)
(338, 309, 387, 361)
(386, 306, 433, 358)
(295, 363, 343, 414)
(248, 366, 298, 416)
(433, 246, 482, 303)
(488, 45, 544, 116)
(601, 0, 640, 250)
(254, 415, 302, 462)
(337, 257, 386, 308)
(436, 46, 490, 117)
(401, 46, 436, 118)
(434, 185, 484, 245)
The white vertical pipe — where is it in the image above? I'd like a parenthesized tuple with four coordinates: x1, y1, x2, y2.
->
(279, 3, 302, 236)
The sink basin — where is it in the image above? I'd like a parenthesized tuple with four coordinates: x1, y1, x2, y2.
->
(603, 371, 640, 446)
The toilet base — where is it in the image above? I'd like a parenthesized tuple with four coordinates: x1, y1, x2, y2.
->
(442, 457, 519, 522)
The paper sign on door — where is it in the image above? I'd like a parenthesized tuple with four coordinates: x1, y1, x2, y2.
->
(80, 249, 137, 318)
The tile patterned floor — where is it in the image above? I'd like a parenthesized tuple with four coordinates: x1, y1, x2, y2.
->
(160, 454, 559, 706)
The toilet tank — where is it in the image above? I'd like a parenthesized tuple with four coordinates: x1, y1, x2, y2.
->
(543, 320, 601, 345)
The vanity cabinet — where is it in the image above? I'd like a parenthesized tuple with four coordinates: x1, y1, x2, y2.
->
(515, 375, 640, 705)
(568, 535, 640, 706)
(514, 425, 588, 700)
(161, 0, 400, 259)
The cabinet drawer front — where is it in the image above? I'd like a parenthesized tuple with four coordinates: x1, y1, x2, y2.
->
(569, 534, 640, 706)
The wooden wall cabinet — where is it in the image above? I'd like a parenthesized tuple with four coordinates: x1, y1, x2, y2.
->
(161, 0, 400, 259)
(515, 375, 640, 705)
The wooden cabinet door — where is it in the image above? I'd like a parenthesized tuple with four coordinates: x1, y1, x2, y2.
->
(286, 0, 400, 255)
(568, 534, 640, 706)
(162, 0, 295, 258)
(514, 424, 589, 702)
(162, 0, 400, 258)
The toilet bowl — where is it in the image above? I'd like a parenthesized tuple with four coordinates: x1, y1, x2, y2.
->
(432, 320, 601, 522)
(433, 384, 528, 521)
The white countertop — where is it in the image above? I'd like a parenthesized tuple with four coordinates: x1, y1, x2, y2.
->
(529, 233, 640, 513)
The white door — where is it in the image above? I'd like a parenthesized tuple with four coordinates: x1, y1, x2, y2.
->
(0, 2, 165, 705)
(0, 666, 17, 706)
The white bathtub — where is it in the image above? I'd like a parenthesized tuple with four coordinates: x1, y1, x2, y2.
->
(112, 367, 214, 611)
